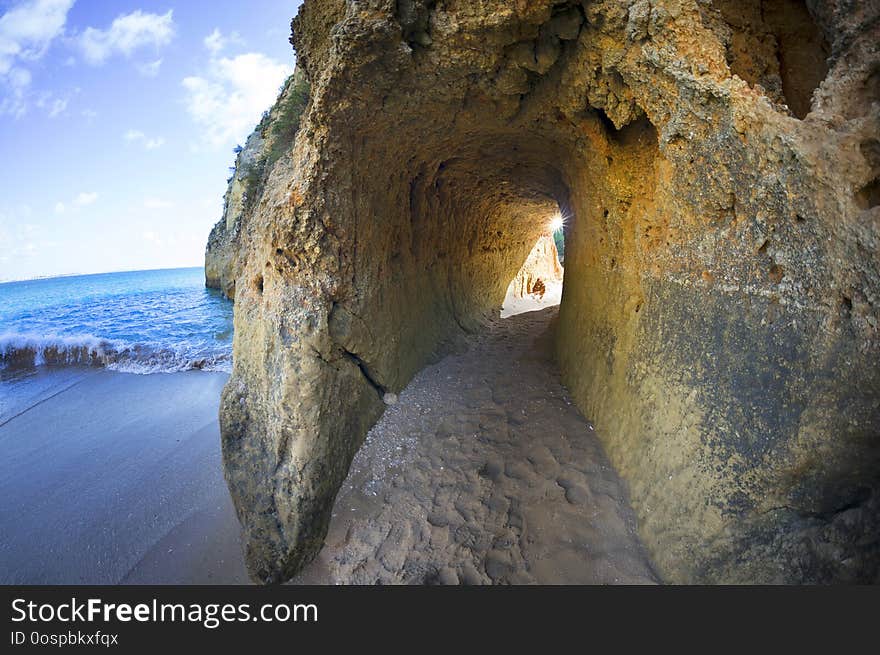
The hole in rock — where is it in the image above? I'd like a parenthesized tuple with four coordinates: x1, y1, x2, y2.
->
(861, 139, 880, 170)
(856, 178, 880, 210)
(769, 263, 784, 284)
(716, 0, 830, 119)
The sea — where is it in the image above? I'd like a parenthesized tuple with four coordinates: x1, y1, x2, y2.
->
(0, 267, 234, 376)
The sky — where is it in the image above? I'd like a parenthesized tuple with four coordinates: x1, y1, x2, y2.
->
(0, 0, 304, 281)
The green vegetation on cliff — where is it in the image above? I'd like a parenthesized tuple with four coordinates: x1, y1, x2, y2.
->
(240, 73, 311, 213)
(267, 74, 310, 168)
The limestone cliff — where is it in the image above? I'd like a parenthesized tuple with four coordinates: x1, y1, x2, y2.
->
(205, 71, 309, 299)
(204, 127, 263, 299)
(212, 0, 880, 584)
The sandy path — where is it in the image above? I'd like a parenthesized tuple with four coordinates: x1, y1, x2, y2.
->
(294, 305, 658, 584)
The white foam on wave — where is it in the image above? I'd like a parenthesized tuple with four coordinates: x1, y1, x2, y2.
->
(0, 332, 231, 375)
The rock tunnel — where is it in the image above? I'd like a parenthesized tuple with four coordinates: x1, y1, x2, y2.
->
(206, 0, 880, 584)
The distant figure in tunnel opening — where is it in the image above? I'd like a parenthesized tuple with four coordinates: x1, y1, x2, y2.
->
(501, 229, 564, 318)
(510, 231, 563, 299)
(532, 278, 546, 299)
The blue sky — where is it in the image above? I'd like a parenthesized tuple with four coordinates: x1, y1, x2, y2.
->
(0, 0, 303, 281)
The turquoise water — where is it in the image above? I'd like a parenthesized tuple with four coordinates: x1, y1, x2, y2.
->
(0, 267, 233, 374)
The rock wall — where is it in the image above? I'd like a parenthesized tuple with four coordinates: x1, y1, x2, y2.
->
(204, 126, 263, 300)
(211, 0, 880, 584)
(206, 72, 309, 299)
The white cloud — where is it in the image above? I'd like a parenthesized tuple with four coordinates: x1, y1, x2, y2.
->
(81, 108, 97, 120)
(203, 29, 223, 55)
(203, 28, 242, 55)
(5, 65, 31, 86)
(142, 230, 163, 246)
(74, 191, 97, 206)
(52, 192, 96, 216)
(183, 52, 292, 147)
(0, 0, 73, 116)
(143, 197, 173, 210)
(0, 0, 73, 72)
(78, 10, 174, 65)
(124, 128, 164, 150)
(47, 97, 65, 116)
(49, 98, 67, 118)
(0, 211, 51, 273)
(137, 57, 161, 77)
(1, 66, 30, 116)
(34, 91, 66, 117)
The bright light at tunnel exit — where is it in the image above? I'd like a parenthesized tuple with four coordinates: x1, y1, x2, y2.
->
(549, 213, 565, 233)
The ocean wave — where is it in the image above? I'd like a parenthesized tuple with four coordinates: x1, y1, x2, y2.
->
(0, 333, 231, 375)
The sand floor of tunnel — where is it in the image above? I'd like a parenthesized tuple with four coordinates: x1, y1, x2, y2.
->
(292, 304, 659, 584)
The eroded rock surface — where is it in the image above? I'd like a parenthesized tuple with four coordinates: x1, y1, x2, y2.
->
(209, 0, 880, 584)
(206, 72, 309, 299)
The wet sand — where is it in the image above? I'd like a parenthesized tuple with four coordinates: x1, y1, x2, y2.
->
(0, 368, 247, 584)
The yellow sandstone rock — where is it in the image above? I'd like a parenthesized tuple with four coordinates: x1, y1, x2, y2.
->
(207, 0, 880, 584)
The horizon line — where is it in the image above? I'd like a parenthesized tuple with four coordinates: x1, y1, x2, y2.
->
(0, 264, 205, 285)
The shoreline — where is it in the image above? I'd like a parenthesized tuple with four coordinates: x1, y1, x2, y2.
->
(0, 368, 247, 584)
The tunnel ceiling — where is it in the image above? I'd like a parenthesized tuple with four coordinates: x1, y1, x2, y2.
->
(206, 0, 880, 584)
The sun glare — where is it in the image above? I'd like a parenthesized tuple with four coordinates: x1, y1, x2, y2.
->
(549, 213, 565, 232)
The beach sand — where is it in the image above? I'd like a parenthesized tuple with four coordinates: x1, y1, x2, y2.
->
(290, 306, 657, 584)
(1, 292, 655, 585)
(0, 368, 247, 584)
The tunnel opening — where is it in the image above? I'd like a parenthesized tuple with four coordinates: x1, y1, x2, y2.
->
(223, 96, 671, 583)
(502, 209, 566, 318)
